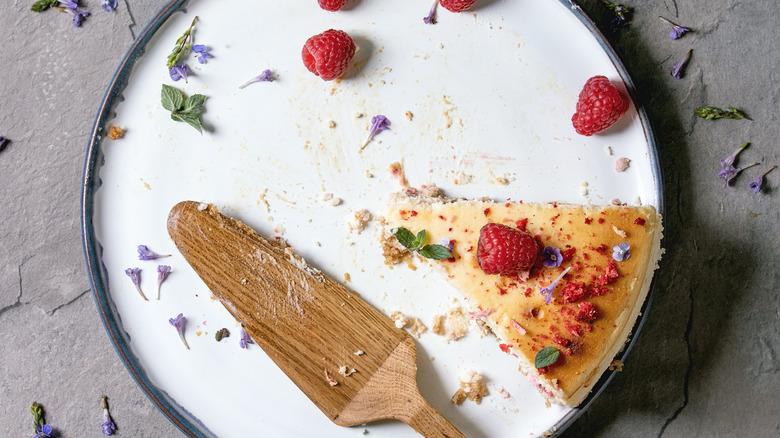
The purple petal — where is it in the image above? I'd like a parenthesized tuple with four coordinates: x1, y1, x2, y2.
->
(169, 64, 188, 82)
(423, 0, 438, 24)
(542, 246, 563, 268)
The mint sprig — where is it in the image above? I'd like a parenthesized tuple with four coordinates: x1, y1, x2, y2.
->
(694, 106, 750, 120)
(535, 346, 560, 368)
(31, 0, 60, 11)
(392, 227, 453, 261)
(161, 84, 206, 133)
(166, 16, 198, 69)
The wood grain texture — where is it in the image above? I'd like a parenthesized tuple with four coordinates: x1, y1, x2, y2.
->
(167, 201, 463, 438)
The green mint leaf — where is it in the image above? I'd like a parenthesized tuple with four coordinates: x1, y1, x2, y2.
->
(31, 0, 59, 12)
(161, 84, 184, 112)
(419, 244, 453, 260)
(393, 227, 418, 251)
(534, 346, 560, 368)
(413, 230, 427, 249)
(181, 93, 206, 115)
(172, 112, 203, 133)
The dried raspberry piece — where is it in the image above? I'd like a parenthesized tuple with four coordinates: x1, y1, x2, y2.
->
(552, 334, 571, 348)
(571, 75, 629, 136)
(575, 302, 598, 323)
(598, 260, 620, 286)
(561, 281, 588, 303)
(301, 29, 356, 81)
(318, 0, 348, 11)
(440, 0, 477, 12)
(476, 223, 540, 275)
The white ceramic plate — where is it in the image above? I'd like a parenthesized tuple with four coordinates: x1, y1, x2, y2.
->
(82, 1, 662, 437)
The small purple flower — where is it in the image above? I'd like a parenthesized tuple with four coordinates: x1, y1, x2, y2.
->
(539, 267, 571, 305)
(137, 244, 170, 260)
(169, 64, 188, 82)
(34, 424, 54, 438)
(101, 0, 117, 12)
(60, 0, 89, 28)
(424, 0, 438, 25)
(719, 142, 759, 187)
(155, 265, 171, 300)
(602, 1, 631, 33)
(169, 313, 190, 349)
(438, 237, 454, 253)
(100, 396, 116, 435)
(360, 115, 390, 151)
(192, 44, 211, 64)
(542, 246, 563, 268)
(669, 49, 692, 79)
(125, 268, 148, 301)
(748, 165, 776, 194)
(238, 69, 276, 89)
(612, 242, 631, 261)
(659, 16, 691, 40)
(239, 328, 254, 349)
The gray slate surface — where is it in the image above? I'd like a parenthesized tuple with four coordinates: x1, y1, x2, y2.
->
(1, 1, 777, 437)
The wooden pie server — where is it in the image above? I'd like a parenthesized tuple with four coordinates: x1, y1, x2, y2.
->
(167, 201, 465, 438)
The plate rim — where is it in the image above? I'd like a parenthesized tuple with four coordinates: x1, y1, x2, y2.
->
(80, 1, 665, 437)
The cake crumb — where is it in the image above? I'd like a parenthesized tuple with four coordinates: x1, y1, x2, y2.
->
(408, 318, 427, 339)
(339, 365, 357, 377)
(378, 217, 410, 265)
(491, 384, 511, 399)
(364, 170, 374, 178)
(354, 112, 365, 119)
(107, 125, 124, 140)
(604, 146, 613, 156)
(390, 311, 411, 329)
(615, 157, 630, 172)
(451, 370, 489, 405)
(354, 350, 364, 356)
(609, 359, 624, 371)
(347, 209, 373, 234)
(325, 120, 337, 129)
(612, 225, 627, 238)
(432, 307, 469, 342)
(388, 161, 409, 187)
(405, 110, 414, 121)
(325, 369, 339, 386)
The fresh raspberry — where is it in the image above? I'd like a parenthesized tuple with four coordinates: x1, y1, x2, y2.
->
(302, 29, 356, 81)
(571, 75, 629, 136)
(318, 0, 348, 12)
(477, 223, 540, 275)
(440, 0, 477, 12)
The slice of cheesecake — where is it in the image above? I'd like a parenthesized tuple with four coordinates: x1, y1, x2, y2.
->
(381, 190, 663, 407)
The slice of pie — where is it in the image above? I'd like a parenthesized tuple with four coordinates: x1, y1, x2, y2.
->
(380, 189, 663, 407)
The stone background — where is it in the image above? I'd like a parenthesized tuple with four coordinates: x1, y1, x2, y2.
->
(1, 1, 777, 437)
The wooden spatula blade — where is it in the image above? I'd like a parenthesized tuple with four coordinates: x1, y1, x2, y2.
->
(167, 201, 464, 438)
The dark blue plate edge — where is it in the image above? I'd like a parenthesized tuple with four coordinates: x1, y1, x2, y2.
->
(79, 1, 666, 437)
(80, 1, 212, 437)
(550, 1, 665, 436)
